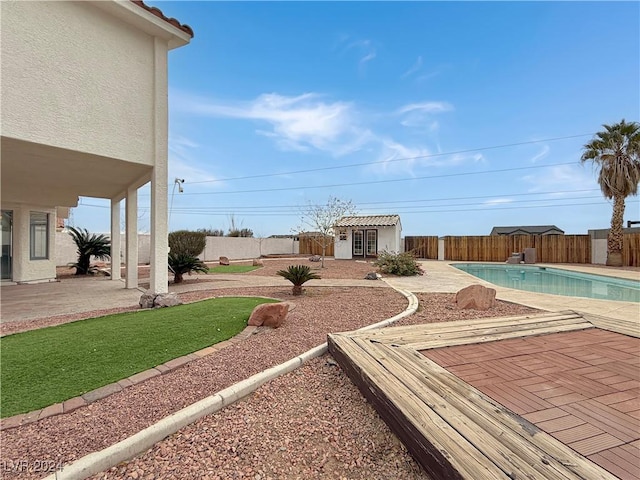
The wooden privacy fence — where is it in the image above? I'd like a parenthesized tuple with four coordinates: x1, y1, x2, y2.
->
(404, 236, 439, 259)
(623, 233, 640, 267)
(444, 235, 592, 264)
(299, 234, 335, 256)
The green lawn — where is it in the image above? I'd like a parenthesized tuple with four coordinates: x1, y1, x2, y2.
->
(208, 265, 259, 274)
(1, 297, 277, 418)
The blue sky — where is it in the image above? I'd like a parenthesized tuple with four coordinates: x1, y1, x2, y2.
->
(73, 1, 640, 237)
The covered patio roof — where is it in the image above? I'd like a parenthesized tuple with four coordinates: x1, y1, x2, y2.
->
(0, 137, 152, 207)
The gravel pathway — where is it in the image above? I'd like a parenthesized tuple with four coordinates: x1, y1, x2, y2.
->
(2, 259, 539, 479)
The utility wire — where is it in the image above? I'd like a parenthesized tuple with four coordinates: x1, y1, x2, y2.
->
(77, 188, 601, 211)
(170, 196, 604, 214)
(166, 200, 638, 217)
(187, 133, 592, 184)
(168, 189, 602, 211)
(174, 161, 577, 196)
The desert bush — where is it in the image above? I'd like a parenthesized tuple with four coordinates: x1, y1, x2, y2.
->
(373, 251, 423, 276)
(168, 230, 206, 257)
(276, 264, 321, 296)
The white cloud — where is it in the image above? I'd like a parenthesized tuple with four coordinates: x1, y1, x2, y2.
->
(168, 134, 221, 187)
(522, 164, 596, 193)
(335, 36, 377, 72)
(359, 51, 377, 66)
(175, 92, 369, 156)
(396, 102, 454, 115)
(171, 90, 469, 175)
(402, 56, 423, 79)
(530, 145, 550, 163)
(483, 198, 513, 205)
(396, 101, 454, 130)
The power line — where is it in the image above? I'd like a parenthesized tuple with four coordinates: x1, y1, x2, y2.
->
(77, 188, 602, 212)
(170, 196, 604, 214)
(166, 200, 638, 217)
(173, 161, 578, 196)
(187, 133, 593, 184)
(168, 189, 601, 211)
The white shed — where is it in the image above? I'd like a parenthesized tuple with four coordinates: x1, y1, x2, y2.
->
(334, 215, 402, 260)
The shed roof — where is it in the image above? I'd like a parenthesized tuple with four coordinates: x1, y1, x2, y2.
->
(335, 215, 401, 227)
(490, 225, 564, 235)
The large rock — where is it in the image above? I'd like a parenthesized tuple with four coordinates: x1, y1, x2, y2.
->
(140, 291, 183, 309)
(309, 255, 321, 262)
(455, 284, 496, 310)
(253, 258, 264, 266)
(139, 291, 157, 309)
(364, 272, 379, 280)
(154, 293, 182, 308)
(248, 302, 289, 328)
(219, 256, 230, 266)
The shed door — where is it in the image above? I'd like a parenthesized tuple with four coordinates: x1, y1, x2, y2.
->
(366, 230, 377, 256)
(352, 229, 377, 257)
(353, 230, 363, 256)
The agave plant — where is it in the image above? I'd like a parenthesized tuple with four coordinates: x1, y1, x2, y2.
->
(276, 264, 320, 296)
(68, 226, 111, 275)
(168, 252, 208, 284)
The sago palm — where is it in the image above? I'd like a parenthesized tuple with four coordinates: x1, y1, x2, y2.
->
(68, 226, 111, 275)
(581, 119, 640, 266)
(168, 252, 208, 284)
(276, 264, 320, 296)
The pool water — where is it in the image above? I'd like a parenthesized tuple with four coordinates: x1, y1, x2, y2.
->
(452, 264, 640, 303)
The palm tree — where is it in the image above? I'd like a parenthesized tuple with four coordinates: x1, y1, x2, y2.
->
(581, 119, 640, 266)
(68, 227, 111, 275)
(276, 265, 320, 296)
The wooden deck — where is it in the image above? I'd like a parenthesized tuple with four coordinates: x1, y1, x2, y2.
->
(328, 311, 640, 480)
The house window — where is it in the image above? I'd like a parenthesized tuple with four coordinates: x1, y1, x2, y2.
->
(339, 229, 347, 241)
(30, 212, 49, 260)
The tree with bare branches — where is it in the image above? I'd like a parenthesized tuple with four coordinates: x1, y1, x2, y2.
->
(296, 196, 356, 267)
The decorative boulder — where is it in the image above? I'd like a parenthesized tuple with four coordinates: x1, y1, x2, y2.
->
(219, 256, 230, 266)
(139, 291, 157, 309)
(253, 258, 264, 266)
(309, 255, 321, 262)
(455, 284, 496, 310)
(248, 302, 289, 328)
(365, 272, 379, 280)
(154, 293, 182, 308)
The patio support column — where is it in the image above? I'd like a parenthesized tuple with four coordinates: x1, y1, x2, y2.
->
(125, 187, 138, 289)
(149, 36, 169, 294)
(110, 199, 121, 281)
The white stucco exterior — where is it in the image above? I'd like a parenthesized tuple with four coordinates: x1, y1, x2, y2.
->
(334, 216, 402, 260)
(55, 233, 299, 266)
(1, 1, 192, 288)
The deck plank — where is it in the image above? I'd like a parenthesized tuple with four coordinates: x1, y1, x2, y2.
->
(328, 310, 626, 480)
(361, 341, 594, 480)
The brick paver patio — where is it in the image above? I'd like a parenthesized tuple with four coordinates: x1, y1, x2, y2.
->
(423, 329, 640, 480)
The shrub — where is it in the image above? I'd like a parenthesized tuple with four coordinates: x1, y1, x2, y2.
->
(276, 264, 321, 296)
(373, 251, 423, 276)
(168, 252, 208, 284)
(197, 227, 225, 237)
(68, 227, 111, 275)
(168, 230, 206, 257)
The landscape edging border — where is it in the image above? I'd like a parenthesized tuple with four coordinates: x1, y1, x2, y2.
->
(43, 286, 418, 480)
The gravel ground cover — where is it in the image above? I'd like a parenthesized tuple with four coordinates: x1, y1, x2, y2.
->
(4, 259, 538, 479)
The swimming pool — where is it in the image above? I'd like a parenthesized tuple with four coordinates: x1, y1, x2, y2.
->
(452, 263, 640, 303)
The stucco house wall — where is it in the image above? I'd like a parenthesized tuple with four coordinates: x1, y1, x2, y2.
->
(3, 203, 57, 283)
(1, 1, 192, 288)
(1, 1, 155, 165)
(334, 215, 402, 260)
(335, 225, 401, 259)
